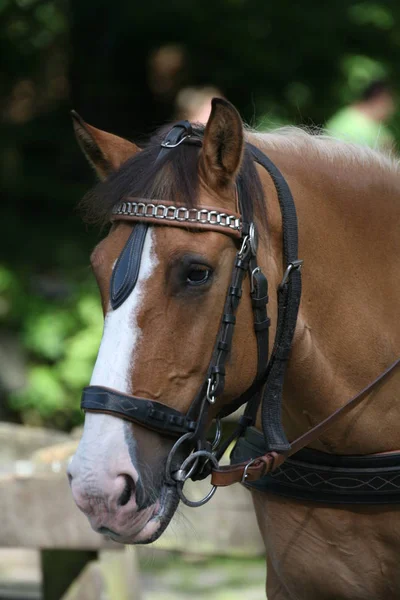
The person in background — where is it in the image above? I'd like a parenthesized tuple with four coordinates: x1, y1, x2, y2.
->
(175, 86, 223, 123)
(325, 80, 396, 152)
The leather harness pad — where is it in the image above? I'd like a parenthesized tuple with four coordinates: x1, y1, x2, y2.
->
(231, 427, 400, 504)
(110, 222, 149, 310)
(81, 386, 197, 437)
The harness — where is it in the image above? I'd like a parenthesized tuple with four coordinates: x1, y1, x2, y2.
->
(81, 121, 400, 507)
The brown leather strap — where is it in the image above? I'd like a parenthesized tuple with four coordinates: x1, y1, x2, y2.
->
(211, 452, 286, 487)
(112, 214, 243, 238)
(211, 356, 400, 487)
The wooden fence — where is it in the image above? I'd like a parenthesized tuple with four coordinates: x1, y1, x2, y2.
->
(0, 426, 263, 599)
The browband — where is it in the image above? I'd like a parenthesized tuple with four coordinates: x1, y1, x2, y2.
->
(111, 199, 243, 239)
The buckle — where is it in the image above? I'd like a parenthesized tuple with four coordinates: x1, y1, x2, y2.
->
(249, 222, 258, 256)
(279, 259, 303, 288)
(160, 120, 193, 149)
(206, 376, 217, 404)
(250, 267, 261, 294)
(241, 458, 258, 483)
(161, 135, 191, 149)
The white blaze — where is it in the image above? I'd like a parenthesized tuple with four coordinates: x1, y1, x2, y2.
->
(90, 227, 157, 392)
(70, 228, 158, 483)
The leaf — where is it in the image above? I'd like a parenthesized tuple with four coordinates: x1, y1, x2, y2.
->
(10, 365, 66, 417)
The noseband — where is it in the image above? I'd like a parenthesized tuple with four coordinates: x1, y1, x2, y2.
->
(81, 120, 304, 506)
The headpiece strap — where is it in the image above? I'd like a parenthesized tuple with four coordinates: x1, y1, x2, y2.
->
(156, 120, 194, 163)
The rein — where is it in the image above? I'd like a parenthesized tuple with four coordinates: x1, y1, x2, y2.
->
(81, 121, 400, 507)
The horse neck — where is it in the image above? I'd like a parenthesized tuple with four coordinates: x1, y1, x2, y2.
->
(253, 135, 400, 454)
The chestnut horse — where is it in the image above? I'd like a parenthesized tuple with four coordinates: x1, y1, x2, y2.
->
(68, 99, 400, 599)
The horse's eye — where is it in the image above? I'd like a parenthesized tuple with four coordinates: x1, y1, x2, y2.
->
(186, 266, 212, 286)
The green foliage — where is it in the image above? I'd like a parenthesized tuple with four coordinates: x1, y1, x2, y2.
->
(1, 264, 102, 429)
(349, 2, 394, 29)
(340, 55, 388, 102)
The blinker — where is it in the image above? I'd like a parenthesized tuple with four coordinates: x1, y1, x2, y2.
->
(110, 222, 149, 310)
(110, 121, 200, 311)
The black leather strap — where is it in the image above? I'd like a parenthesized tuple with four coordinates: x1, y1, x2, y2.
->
(215, 257, 270, 424)
(185, 222, 254, 454)
(81, 386, 197, 437)
(250, 257, 270, 380)
(217, 146, 302, 451)
(248, 143, 302, 453)
(155, 120, 193, 164)
(110, 223, 149, 310)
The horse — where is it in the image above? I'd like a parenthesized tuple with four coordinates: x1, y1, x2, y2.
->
(67, 99, 400, 599)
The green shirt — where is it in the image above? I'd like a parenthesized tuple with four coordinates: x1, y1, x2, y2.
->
(326, 107, 394, 150)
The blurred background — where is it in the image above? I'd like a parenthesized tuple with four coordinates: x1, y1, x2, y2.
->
(1, 0, 400, 598)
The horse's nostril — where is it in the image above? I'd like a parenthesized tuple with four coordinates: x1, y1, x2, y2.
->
(118, 474, 135, 506)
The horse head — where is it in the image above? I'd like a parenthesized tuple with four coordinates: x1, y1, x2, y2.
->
(68, 99, 271, 543)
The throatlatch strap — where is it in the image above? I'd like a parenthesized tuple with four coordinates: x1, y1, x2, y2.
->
(248, 144, 302, 453)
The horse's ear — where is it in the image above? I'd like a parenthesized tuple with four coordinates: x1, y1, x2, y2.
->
(200, 98, 244, 189)
(71, 110, 140, 180)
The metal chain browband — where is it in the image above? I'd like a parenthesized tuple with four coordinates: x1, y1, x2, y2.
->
(111, 200, 242, 237)
(111, 198, 243, 239)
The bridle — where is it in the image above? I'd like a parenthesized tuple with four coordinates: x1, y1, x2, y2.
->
(81, 120, 400, 507)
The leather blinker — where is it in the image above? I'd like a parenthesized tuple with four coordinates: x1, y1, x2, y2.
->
(110, 222, 149, 310)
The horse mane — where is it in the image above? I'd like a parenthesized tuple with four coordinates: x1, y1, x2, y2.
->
(80, 123, 266, 229)
(81, 122, 399, 229)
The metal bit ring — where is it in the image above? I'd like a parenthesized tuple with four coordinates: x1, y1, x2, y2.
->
(176, 450, 219, 508)
(164, 432, 198, 486)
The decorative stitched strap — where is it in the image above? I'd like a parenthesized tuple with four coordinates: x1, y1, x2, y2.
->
(81, 386, 197, 437)
(229, 427, 400, 504)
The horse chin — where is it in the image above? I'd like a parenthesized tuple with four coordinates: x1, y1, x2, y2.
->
(109, 484, 180, 546)
(136, 485, 180, 544)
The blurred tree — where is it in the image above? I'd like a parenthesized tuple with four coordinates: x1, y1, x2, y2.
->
(1, 0, 400, 427)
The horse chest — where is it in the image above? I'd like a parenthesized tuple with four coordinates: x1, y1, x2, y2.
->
(253, 493, 400, 599)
